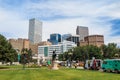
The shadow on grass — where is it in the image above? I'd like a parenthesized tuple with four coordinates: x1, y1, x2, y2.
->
(0, 67, 9, 69)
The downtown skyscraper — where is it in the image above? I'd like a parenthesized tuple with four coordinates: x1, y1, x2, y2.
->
(76, 26, 89, 41)
(28, 18, 42, 44)
(49, 33, 62, 45)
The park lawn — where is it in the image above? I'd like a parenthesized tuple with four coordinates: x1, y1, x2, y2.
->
(0, 65, 23, 69)
(0, 67, 120, 80)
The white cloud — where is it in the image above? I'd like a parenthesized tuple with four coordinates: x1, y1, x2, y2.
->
(0, 0, 120, 46)
(0, 8, 28, 39)
(22, 0, 120, 18)
(105, 36, 120, 46)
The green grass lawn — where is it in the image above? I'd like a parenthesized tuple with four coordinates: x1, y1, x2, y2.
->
(0, 67, 120, 80)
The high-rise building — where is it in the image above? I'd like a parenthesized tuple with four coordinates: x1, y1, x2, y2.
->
(28, 18, 42, 44)
(62, 34, 79, 45)
(76, 26, 89, 41)
(62, 34, 71, 41)
(49, 33, 62, 45)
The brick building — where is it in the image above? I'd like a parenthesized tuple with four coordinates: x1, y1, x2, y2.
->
(9, 38, 29, 53)
(80, 35, 104, 47)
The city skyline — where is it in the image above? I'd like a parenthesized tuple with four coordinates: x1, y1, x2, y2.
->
(0, 0, 120, 46)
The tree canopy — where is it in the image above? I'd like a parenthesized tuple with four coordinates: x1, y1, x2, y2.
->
(0, 34, 17, 64)
(20, 48, 32, 64)
(58, 43, 120, 61)
(101, 43, 119, 59)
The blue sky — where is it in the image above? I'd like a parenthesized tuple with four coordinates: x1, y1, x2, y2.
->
(0, 0, 120, 45)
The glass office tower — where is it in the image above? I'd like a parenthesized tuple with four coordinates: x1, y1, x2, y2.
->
(49, 33, 61, 45)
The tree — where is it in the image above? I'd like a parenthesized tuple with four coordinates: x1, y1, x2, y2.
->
(58, 54, 64, 61)
(114, 48, 120, 58)
(61, 43, 119, 62)
(61, 45, 102, 62)
(101, 43, 118, 59)
(21, 48, 28, 64)
(88, 45, 102, 59)
(20, 48, 33, 64)
(28, 48, 32, 62)
(72, 47, 85, 61)
(0, 34, 18, 64)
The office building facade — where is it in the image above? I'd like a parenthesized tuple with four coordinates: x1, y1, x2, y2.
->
(29, 41, 52, 54)
(62, 34, 79, 45)
(49, 33, 62, 45)
(28, 18, 42, 44)
(38, 41, 77, 59)
(80, 35, 104, 47)
(76, 26, 89, 41)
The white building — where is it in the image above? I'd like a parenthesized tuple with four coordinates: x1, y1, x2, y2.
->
(28, 18, 42, 44)
(59, 40, 77, 52)
(38, 41, 77, 59)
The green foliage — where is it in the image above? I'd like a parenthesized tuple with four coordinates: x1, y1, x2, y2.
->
(116, 48, 120, 58)
(20, 48, 33, 64)
(88, 45, 102, 59)
(0, 34, 18, 63)
(58, 54, 64, 61)
(61, 43, 120, 61)
(101, 43, 119, 59)
(61, 45, 102, 61)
